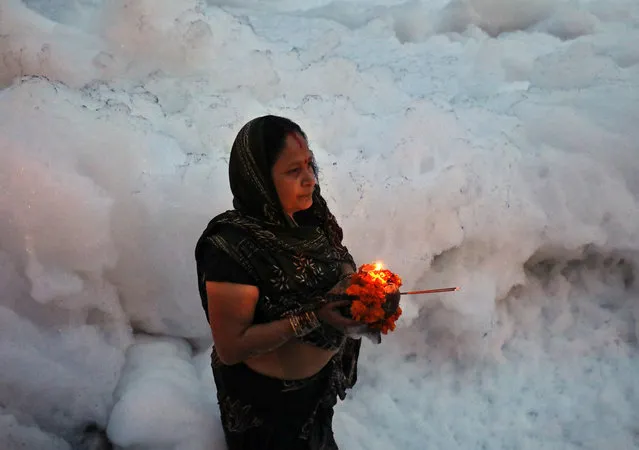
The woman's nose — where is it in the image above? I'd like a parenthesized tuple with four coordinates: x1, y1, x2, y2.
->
(302, 167, 316, 186)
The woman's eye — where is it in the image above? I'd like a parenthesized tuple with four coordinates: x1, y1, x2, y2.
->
(288, 168, 301, 174)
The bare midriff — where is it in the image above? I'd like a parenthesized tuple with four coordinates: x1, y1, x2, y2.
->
(244, 339, 341, 380)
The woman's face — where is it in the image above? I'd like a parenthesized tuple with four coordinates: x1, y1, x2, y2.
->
(271, 132, 317, 218)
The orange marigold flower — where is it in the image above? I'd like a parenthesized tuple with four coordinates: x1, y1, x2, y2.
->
(345, 263, 403, 334)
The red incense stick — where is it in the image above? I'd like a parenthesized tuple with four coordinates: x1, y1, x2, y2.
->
(400, 287, 460, 295)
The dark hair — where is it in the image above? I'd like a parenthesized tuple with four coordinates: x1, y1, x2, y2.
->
(261, 115, 318, 175)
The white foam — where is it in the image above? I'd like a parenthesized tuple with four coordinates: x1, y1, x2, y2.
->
(0, 411, 71, 450)
(1, 0, 638, 448)
(107, 336, 223, 450)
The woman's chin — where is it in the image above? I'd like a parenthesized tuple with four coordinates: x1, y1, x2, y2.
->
(297, 197, 313, 211)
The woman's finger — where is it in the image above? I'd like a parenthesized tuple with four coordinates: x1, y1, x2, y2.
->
(329, 299, 353, 308)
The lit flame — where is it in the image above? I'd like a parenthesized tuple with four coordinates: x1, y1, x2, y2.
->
(368, 261, 387, 284)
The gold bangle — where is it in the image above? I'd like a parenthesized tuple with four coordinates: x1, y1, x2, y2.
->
(289, 311, 321, 337)
(289, 315, 301, 335)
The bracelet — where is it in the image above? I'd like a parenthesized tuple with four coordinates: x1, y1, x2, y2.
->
(289, 311, 321, 337)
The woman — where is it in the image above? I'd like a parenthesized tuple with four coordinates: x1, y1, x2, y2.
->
(195, 115, 369, 449)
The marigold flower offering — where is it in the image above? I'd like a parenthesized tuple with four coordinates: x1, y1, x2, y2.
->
(345, 261, 403, 334)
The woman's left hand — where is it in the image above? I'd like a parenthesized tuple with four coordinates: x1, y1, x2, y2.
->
(316, 300, 363, 332)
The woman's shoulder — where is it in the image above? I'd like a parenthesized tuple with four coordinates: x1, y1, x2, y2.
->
(196, 212, 259, 286)
(196, 235, 257, 286)
(197, 210, 241, 248)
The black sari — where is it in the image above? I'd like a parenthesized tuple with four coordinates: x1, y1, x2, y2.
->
(195, 116, 361, 449)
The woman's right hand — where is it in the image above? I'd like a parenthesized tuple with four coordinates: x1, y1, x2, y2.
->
(316, 300, 366, 333)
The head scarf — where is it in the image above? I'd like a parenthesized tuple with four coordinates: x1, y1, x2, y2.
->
(228, 115, 293, 226)
(227, 115, 350, 252)
(195, 115, 356, 347)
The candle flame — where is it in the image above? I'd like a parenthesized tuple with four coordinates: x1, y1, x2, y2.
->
(361, 261, 394, 285)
